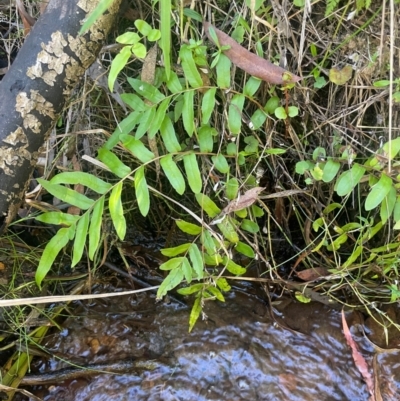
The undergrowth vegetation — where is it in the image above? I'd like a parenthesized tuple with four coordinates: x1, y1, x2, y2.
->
(3, 0, 400, 335)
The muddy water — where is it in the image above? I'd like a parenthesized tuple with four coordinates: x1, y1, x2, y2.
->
(21, 287, 400, 401)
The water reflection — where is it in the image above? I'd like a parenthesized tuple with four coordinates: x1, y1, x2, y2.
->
(20, 288, 400, 401)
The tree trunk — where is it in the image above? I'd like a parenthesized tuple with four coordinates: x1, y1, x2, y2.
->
(0, 0, 122, 232)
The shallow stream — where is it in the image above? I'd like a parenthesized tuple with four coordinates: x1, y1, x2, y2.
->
(19, 286, 400, 401)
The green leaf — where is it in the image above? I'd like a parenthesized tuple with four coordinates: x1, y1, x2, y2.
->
(177, 283, 204, 295)
(211, 154, 230, 174)
(148, 29, 161, 41)
(134, 19, 152, 36)
(244, 76, 262, 97)
(36, 212, 79, 226)
(109, 181, 126, 240)
(183, 90, 195, 137)
(148, 98, 171, 138)
(35, 226, 73, 287)
(159, 0, 171, 79)
(288, 106, 299, 117)
(104, 110, 142, 150)
(72, 212, 90, 267)
(235, 241, 255, 258)
(373, 80, 391, 87)
(50, 172, 112, 194)
(217, 218, 239, 243)
(161, 244, 191, 257)
(120, 93, 147, 111)
(201, 88, 216, 125)
(135, 107, 156, 139)
(274, 106, 287, 119)
(116, 32, 141, 45)
(223, 257, 246, 275)
(335, 164, 366, 196)
(37, 179, 94, 210)
(88, 197, 104, 260)
(252, 205, 264, 217)
(127, 78, 165, 103)
(198, 125, 215, 153)
(264, 96, 280, 114)
(365, 173, 392, 211)
(216, 277, 231, 292)
(156, 267, 184, 299)
(382, 137, 400, 160)
(295, 292, 311, 303)
(195, 193, 221, 218)
(380, 186, 396, 225)
(176, 220, 202, 235)
(134, 166, 150, 217)
(201, 230, 217, 256)
(182, 257, 193, 283)
(189, 244, 204, 279)
(120, 134, 155, 163)
(131, 42, 146, 59)
(206, 286, 225, 302)
(159, 257, 185, 270)
(97, 148, 132, 178)
(226, 178, 239, 200)
(180, 45, 203, 88)
(266, 148, 286, 155)
(166, 70, 183, 93)
(296, 160, 312, 174)
(216, 54, 231, 89)
(160, 115, 182, 152)
(188, 296, 202, 332)
(228, 94, 245, 135)
(160, 154, 186, 195)
(241, 219, 259, 233)
(79, 0, 114, 34)
(108, 46, 132, 92)
(322, 159, 341, 183)
(250, 109, 267, 130)
(183, 153, 202, 193)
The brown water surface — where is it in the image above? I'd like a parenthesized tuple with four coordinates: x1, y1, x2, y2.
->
(20, 287, 400, 401)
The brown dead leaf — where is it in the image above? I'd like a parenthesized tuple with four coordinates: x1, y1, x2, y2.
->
(296, 267, 330, 281)
(342, 310, 376, 401)
(222, 187, 265, 214)
(204, 21, 301, 85)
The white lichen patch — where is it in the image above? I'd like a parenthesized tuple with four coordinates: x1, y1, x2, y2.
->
(27, 31, 69, 86)
(16, 90, 56, 133)
(3, 128, 28, 146)
(0, 146, 31, 176)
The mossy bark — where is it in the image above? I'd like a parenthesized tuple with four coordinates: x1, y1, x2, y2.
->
(0, 0, 122, 232)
